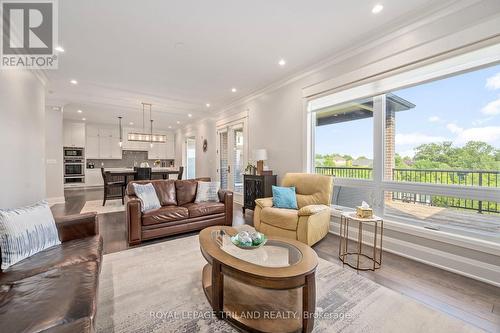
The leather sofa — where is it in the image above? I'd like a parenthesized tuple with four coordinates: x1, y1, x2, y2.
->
(0, 212, 103, 333)
(254, 173, 333, 246)
(126, 179, 233, 245)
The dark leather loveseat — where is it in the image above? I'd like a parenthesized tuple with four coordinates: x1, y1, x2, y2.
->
(126, 179, 233, 245)
(0, 212, 103, 333)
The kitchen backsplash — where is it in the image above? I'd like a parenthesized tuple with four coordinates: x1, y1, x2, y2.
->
(87, 150, 174, 168)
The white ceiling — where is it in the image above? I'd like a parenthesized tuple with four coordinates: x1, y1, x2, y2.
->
(47, 0, 446, 129)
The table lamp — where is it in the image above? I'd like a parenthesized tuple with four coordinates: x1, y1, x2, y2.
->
(253, 149, 268, 175)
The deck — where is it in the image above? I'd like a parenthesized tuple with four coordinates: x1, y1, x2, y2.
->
(385, 200, 500, 237)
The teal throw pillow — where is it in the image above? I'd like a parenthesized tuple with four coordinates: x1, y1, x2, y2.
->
(272, 186, 298, 209)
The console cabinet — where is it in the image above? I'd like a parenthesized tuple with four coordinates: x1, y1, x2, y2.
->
(243, 174, 277, 213)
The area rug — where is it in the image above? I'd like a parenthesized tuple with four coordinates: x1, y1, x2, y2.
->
(95, 235, 482, 333)
(80, 199, 124, 215)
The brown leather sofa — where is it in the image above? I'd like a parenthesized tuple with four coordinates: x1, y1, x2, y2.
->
(0, 212, 103, 333)
(126, 179, 233, 245)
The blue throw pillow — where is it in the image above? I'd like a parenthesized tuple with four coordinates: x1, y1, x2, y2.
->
(272, 186, 298, 209)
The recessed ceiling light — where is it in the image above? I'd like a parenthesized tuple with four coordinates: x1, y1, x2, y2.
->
(82, 118, 86, 121)
(188, 114, 192, 118)
(129, 122, 134, 125)
(206, 103, 211, 108)
(176, 121, 180, 124)
(55, 46, 65, 53)
(168, 126, 172, 129)
(278, 58, 286, 66)
(70, 79, 78, 85)
(77, 109, 82, 113)
(372, 4, 383, 14)
(231, 88, 237, 93)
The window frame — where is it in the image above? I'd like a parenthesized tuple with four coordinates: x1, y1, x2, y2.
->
(306, 43, 500, 253)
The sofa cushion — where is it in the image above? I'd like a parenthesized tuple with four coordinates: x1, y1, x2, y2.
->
(260, 207, 299, 231)
(183, 202, 225, 218)
(0, 261, 99, 333)
(153, 180, 177, 206)
(133, 183, 161, 212)
(0, 201, 61, 270)
(0, 235, 102, 284)
(142, 206, 189, 226)
(175, 180, 198, 206)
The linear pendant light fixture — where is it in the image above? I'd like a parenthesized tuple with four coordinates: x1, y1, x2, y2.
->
(128, 102, 167, 143)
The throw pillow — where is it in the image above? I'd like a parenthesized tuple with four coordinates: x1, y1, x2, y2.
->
(133, 183, 161, 212)
(195, 181, 221, 203)
(272, 186, 298, 209)
(0, 201, 61, 270)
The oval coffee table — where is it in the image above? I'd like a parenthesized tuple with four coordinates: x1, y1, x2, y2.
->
(199, 226, 318, 333)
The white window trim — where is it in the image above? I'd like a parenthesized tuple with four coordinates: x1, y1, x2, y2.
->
(307, 43, 500, 253)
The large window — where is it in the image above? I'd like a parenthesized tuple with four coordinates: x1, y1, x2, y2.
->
(309, 53, 500, 243)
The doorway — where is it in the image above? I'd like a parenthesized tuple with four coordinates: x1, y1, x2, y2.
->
(186, 136, 196, 179)
(216, 118, 247, 204)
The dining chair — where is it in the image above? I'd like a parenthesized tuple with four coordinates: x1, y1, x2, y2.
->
(134, 167, 152, 180)
(101, 168, 126, 206)
(177, 166, 184, 180)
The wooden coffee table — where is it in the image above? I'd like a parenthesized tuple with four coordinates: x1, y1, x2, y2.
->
(199, 226, 318, 333)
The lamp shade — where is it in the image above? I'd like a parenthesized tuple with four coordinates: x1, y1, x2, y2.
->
(253, 149, 268, 161)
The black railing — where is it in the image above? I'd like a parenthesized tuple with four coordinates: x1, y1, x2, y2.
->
(314, 166, 499, 214)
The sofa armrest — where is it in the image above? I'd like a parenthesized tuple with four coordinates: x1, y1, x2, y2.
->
(126, 195, 142, 245)
(298, 204, 330, 217)
(218, 190, 233, 226)
(255, 197, 273, 209)
(55, 212, 98, 242)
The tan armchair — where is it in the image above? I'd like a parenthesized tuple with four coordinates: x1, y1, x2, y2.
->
(253, 173, 334, 246)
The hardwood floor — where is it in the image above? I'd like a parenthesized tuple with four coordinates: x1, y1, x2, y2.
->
(52, 188, 500, 332)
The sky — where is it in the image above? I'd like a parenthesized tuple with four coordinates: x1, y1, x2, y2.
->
(315, 63, 500, 159)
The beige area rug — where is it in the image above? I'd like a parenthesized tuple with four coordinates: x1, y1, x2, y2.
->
(80, 199, 124, 214)
(95, 235, 482, 333)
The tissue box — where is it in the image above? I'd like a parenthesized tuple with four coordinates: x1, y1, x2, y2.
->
(356, 206, 373, 218)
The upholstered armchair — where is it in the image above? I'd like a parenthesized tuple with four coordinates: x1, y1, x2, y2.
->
(253, 173, 334, 246)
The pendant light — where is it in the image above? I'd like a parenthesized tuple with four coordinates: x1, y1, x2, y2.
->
(128, 102, 166, 143)
(118, 116, 123, 147)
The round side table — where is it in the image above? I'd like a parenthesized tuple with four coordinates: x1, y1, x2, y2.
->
(338, 212, 383, 271)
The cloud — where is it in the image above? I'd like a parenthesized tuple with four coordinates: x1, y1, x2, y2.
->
(452, 126, 500, 145)
(395, 133, 447, 146)
(472, 117, 493, 126)
(446, 123, 463, 134)
(486, 72, 500, 90)
(428, 116, 441, 123)
(481, 98, 500, 115)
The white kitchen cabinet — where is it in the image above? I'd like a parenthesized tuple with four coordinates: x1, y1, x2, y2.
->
(63, 122, 86, 148)
(166, 134, 175, 159)
(85, 168, 103, 187)
(85, 124, 122, 159)
(86, 136, 100, 159)
(148, 143, 168, 160)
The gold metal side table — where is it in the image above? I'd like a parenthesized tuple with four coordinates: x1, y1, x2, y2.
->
(339, 212, 383, 271)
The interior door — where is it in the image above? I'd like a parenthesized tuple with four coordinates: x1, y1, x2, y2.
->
(217, 119, 247, 204)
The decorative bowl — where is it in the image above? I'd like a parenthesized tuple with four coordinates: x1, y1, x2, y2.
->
(230, 232, 267, 250)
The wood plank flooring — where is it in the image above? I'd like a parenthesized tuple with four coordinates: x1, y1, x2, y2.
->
(52, 187, 500, 332)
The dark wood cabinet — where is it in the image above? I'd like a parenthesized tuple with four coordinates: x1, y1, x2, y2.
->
(243, 174, 277, 213)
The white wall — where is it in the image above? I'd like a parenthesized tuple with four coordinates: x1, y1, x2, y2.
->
(176, 118, 217, 180)
(0, 71, 46, 208)
(45, 107, 65, 203)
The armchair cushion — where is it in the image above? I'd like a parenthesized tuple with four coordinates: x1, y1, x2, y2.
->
(260, 207, 299, 231)
(298, 204, 331, 217)
(255, 197, 273, 209)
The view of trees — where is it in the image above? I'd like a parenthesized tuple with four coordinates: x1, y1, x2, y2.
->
(316, 141, 499, 171)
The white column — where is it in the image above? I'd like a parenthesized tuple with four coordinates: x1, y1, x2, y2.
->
(0, 70, 46, 208)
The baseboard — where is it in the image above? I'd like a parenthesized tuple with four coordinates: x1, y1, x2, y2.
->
(46, 196, 65, 205)
(329, 221, 500, 287)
